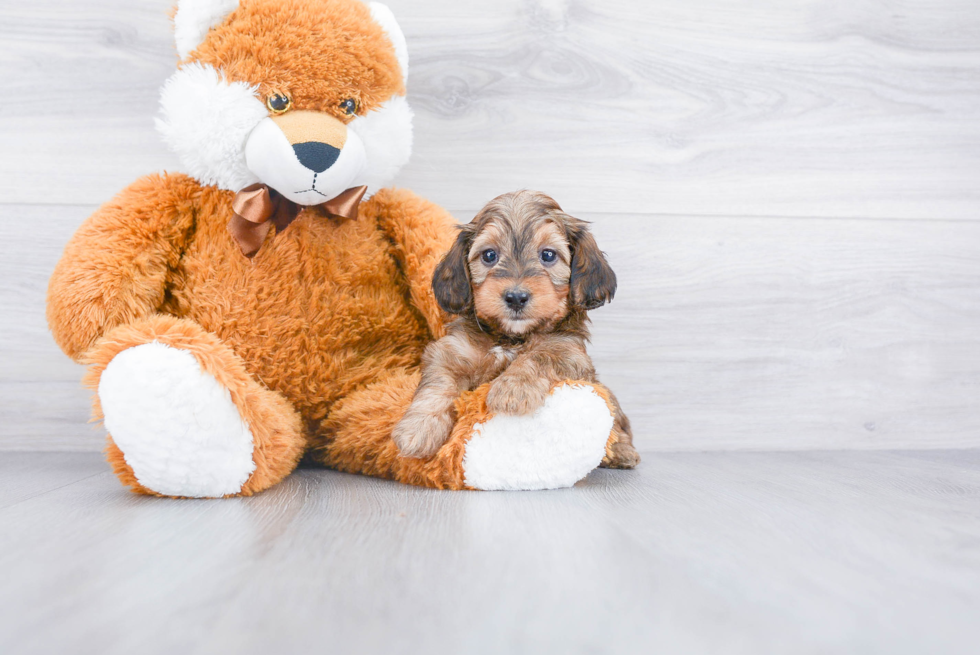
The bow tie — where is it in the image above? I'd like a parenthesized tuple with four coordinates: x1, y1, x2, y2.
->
(228, 183, 367, 258)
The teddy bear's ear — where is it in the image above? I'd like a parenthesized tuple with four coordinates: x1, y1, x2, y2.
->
(174, 0, 240, 60)
(368, 3, 409, 80)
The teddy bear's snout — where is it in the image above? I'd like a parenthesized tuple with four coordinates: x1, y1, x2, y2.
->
(271, 109, 349, 173)
(244, 107, 369, 205)
(292, 142, 341, 173)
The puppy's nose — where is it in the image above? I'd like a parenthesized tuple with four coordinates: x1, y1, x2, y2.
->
(292, 141, 341, 173)
(503, 289, 531, 311)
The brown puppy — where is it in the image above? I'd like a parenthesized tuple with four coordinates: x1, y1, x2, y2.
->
(392, 190, 639, 467)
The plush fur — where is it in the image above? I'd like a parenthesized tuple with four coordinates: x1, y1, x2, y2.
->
(174, 0, 241, 60)
(98, 341, 257, 497)
(158, 0, 409, 200)
(157, 62, 268, 192)
(463, 384, 615, 490)
(46, 0, 626, 497)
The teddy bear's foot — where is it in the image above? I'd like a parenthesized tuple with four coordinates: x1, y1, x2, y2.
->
(98, 342, 256, 498)
(461, 383, 614, 491)
(87, 315, 305, 498)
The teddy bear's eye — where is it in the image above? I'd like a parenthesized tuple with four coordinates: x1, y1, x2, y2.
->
(267, 93, 291, 115)
(339, 98, 359, 116)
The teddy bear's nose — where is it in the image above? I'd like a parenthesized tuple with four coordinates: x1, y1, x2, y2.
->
(292, 141, 341, 173)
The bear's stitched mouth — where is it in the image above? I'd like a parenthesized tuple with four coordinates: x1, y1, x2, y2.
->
(295, 187, 332, 198)
(295, 174, 332, 198)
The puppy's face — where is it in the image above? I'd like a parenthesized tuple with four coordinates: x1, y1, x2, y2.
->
(433, 190, 617, 337)
(468, 205, 571, 335)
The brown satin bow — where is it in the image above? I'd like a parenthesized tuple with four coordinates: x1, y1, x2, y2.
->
(228, 183, 367, 258)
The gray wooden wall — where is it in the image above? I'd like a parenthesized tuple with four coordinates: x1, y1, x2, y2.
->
(1, 0, 978, 451)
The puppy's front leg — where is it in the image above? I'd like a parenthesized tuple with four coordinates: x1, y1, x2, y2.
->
(392, 384, 458, 459)
(393, 333, 486, 459)
(487, 336, 595, 416)
(485, 358, 551, 416)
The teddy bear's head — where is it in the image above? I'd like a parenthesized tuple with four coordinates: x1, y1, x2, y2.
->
(156, 0, 412, 205)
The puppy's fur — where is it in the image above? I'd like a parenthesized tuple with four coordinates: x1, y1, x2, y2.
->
(392, 190, 639, 467)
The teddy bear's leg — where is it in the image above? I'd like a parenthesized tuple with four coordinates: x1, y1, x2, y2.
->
(84, 315, 305, 498)
(314, 369, 617, 491)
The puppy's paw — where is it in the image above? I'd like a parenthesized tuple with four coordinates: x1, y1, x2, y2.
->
(486, 375, 550, 416)
(392, 409, 455, 459)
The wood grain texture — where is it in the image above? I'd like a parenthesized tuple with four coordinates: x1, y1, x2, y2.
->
(2, 0, 979, 451)
(6, 202, 978, 451)
(575, 212, 980, 451)
(0, 451, 104, 510)
(1, 450, 978, 654)
(0, 0, 977, 217)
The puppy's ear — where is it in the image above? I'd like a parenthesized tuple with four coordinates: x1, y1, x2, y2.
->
(566, 217, 617, 310)
(432, 225, 475, 314)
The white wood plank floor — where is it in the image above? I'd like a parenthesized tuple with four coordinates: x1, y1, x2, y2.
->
(1, 450, 979, 655)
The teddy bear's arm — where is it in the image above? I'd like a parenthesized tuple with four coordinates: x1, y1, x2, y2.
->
(370, 188, 458, 339)
(46, 173, 199, 362)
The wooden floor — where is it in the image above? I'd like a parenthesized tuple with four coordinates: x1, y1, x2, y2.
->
(1, 450, 978, 654)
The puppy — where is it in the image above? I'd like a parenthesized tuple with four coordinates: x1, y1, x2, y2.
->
(392, 190, 639, 468)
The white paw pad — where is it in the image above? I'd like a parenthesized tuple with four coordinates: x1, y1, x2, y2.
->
(463, 384, 613, 491)
(98, 342, 256, 498)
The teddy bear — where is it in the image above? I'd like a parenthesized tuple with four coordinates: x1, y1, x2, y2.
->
(45, 0, 630, 497)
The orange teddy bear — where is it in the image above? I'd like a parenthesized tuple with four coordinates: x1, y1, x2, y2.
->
(46, 0, 624, 497)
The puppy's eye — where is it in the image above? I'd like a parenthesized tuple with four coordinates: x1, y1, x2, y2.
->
(267, 93, 292, 114)
(481, 249, 498, 266)
(540, 249, 557, 264)
(339, 98, 359, 116)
